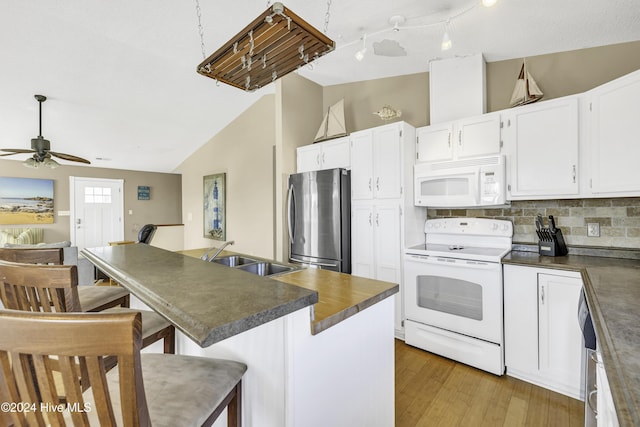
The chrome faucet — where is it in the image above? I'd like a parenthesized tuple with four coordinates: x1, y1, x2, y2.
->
(201, 240, 235, 261)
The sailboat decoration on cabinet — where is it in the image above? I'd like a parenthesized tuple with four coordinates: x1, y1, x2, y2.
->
(314, 99, 347, 143)
(509, 59, 544, 107)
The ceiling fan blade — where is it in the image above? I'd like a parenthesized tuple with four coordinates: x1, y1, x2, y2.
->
(49, 151, 91, 164)
(0, 148, 36, 156)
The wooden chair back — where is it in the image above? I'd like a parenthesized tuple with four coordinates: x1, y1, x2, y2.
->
(0, 247, 64, 265)
(0, 260, 81, 313)
(0, 309, 149, 427)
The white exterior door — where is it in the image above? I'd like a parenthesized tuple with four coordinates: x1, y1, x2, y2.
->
(70, 177, 124, 252)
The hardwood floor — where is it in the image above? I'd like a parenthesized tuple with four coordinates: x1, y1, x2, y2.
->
(395, 339, 584, 427)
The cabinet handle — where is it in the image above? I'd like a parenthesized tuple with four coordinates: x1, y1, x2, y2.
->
(322, 152, 325, 164)
(376, 213, 379, 226)
(316, 153, 321, 165)
(541, 285, 545, 304)
(572, 165, 576, 183)
(376, 177, 380, 191)
(448, 133, 451, 148)
(587, 390, 598, 416)
(458, 130, 462, 146)
(368, 178, 372, 191)
(368, 213, 372, 226)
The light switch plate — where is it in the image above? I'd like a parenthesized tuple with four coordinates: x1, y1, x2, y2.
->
(587, 223, 600, 237)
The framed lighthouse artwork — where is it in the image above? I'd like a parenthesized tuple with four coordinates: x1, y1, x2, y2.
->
(203, 173, 226, 240)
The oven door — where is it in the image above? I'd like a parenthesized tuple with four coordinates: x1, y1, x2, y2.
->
(404, 253, 503, 344)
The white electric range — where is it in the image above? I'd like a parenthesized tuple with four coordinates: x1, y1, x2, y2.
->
(403, 217, 513, 375)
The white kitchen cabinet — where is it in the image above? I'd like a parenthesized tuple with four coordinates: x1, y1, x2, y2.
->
(351, 200, 402, 329)
(296, 136, 350, 173)
(416, 112, 501, 163)
(350, 121, 423, 339)
(503, 265, 584, 399)
(350, 122, 408, 200)
(503, 96, 580, 199)
(587, 69, 640, 196)
(351, 201, 401, 282)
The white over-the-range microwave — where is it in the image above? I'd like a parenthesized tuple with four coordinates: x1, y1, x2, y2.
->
(414, 155, 507, 208)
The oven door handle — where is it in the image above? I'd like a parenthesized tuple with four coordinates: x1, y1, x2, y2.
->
(406, 255, 498, 269)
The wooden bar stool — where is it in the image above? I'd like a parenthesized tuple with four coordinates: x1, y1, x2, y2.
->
(0, 247, 130, 312)
(0, 309, 246, 427)
(0, 259, 175, 355)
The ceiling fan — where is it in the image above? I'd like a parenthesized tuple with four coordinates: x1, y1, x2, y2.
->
(1, 94, 91, 168)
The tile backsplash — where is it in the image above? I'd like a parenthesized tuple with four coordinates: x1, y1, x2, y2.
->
(427, 197, 640, 249)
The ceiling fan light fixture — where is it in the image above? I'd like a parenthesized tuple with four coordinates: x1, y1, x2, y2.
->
(42, 157, 60, 169)
(23, 157, 39, 169)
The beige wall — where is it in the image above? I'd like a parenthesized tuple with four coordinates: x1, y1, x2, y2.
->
(174, 95, 276, 258)
(486, 40, 640, 112)
(0, 158, 181, 242)
(274, 74, 324, 261)
(321, 40, 640, 133)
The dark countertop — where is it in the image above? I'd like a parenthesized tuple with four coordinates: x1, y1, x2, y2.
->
(178, 248, 399, 335)
(503, 251, 640, 427)
(82, 244, 318, 347)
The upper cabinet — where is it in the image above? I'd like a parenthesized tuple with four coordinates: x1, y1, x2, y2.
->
(296, 136, 350, 173)
(416, 112, 502, 163)
(587, 69, 640, 196)
(351, 122, 412, 200)
(502, 95, 580, 200)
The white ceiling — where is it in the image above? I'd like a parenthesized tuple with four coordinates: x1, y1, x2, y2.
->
(1, 0, 640, 173)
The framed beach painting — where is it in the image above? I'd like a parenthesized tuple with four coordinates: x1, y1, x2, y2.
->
(0, 177, 54, 224)
(203, 173, 226, 240)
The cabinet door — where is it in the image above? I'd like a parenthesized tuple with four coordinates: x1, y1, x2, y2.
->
(351, 202, 375, 278)
(373, 203, 401, 284)
(505, 96, 579, 199)
(320, 137, 350, 170)
(350, 131, 374, 200)
(503, 265, 539, 374)
(538, 273, 584, 396)
(416, 123, 453, 162)
(590, 70, 640, 195)
(373, 203, 402, 332)
(456, 112, 502, 159)
(373, 125, 402, 199)
(296, 145, 322, 173)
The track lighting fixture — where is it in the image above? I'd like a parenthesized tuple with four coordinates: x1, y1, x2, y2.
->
(355, 34, 367, 61)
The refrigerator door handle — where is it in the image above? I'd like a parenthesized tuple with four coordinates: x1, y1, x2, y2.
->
(290, 257, 339, 268)
(287, 184, 295, 242)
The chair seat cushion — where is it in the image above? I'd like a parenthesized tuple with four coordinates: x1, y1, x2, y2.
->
(106, 307, 172, 338)
(78, 286, 129, 311)
(69, 354, 247, 426)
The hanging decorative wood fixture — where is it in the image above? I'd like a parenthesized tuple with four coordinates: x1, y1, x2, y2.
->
(197, 2, 335, 92)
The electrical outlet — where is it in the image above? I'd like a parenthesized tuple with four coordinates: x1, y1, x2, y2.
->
(587, 223, 600, 237)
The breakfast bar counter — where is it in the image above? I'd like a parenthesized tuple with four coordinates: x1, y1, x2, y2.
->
(83, 244, 398, 427)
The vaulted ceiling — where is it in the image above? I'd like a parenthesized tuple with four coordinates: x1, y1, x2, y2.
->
(1, 0, 639, 172)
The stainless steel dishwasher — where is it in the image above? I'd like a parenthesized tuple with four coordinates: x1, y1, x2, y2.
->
(579, 289, 597, 427)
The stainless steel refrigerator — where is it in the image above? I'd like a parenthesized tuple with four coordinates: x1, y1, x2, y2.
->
(287, 168, 350, 273)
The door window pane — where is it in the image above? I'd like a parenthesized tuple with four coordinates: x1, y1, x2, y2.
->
(84, 187, 112, 204)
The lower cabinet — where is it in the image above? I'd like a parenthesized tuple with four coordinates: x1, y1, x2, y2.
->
(351, 200, 403, 334)
(503, 265, 585, 399)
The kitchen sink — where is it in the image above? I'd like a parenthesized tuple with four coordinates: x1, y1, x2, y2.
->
(236, 262, 295, 276)
(212, 255, 257, 267)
